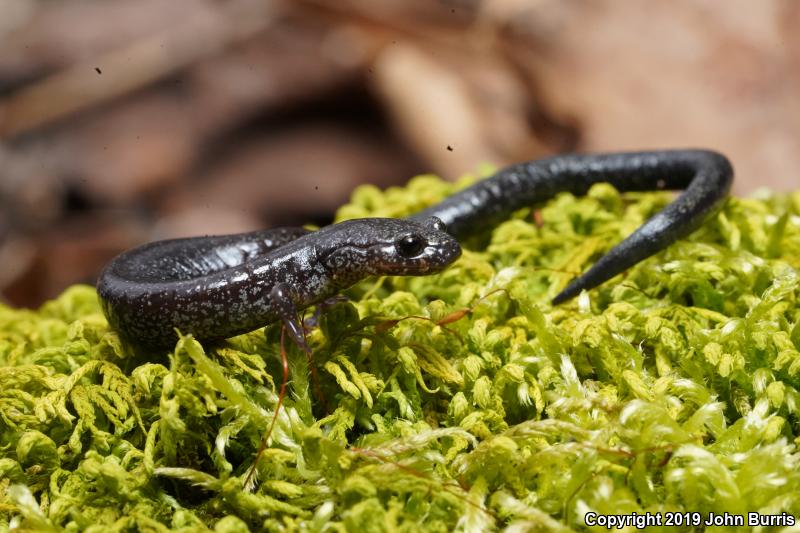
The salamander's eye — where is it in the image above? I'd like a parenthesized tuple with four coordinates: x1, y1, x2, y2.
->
(395, 234, 426, 258)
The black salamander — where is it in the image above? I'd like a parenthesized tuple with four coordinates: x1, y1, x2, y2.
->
(97, 149, 733, 349)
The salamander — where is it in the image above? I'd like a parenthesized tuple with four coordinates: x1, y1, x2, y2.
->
(97, 149, 733, 349)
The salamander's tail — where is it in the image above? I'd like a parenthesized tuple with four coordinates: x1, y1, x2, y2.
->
(552, 149, 733, 304)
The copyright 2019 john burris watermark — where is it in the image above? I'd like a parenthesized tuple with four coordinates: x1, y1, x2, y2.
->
(584, 511, 796, 529)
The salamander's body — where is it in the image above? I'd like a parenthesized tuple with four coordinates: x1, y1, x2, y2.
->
(98, 218, 459, 348)
(97, 149, 733, 348)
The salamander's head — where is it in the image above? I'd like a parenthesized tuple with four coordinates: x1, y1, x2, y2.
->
(319, 217, 461, 283)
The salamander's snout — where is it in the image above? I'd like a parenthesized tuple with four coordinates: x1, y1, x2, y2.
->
(371, 216, 461, 276)
(318, 217, 461, 280)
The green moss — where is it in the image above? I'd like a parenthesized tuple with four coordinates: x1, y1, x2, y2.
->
(2, 174, 800, 531)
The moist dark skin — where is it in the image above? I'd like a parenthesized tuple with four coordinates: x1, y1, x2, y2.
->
(97, 149, 733, 349)
(98, 217, 460, 349)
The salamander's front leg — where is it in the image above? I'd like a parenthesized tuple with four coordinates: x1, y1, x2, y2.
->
(245, 283, 311, 488)
(270, 283, 311, 355)
(303, 295, 350, 329)
(272, 284, 332, 416)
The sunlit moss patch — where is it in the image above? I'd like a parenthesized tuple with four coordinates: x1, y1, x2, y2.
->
(2, 175, 800, 531)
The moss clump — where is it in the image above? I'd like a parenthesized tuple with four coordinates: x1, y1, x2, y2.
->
(2, 174, 800, 532)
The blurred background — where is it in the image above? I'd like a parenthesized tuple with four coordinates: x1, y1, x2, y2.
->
(0, 0, 798, 307)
